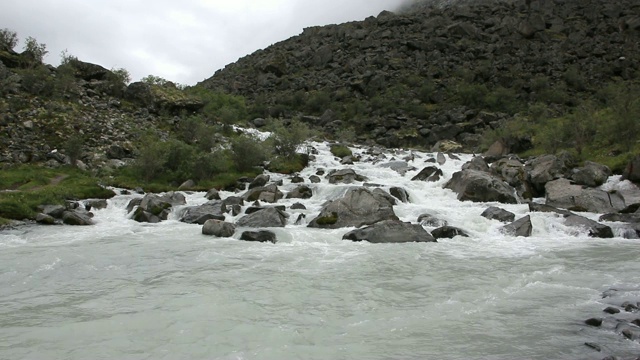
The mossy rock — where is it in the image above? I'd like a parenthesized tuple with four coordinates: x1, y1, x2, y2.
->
(315, 212, 338, 225)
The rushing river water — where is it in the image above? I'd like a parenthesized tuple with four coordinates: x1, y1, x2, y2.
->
(1, 142, 640, 360)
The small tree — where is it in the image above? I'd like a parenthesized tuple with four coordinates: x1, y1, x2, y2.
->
(268, 119, 311, 158)
(0, 28, 18, 50)
(231, 134, 268, 172)
(64, 135, 84, 166)
(23, 36, 48, 66)
(141, 74, 168, 86)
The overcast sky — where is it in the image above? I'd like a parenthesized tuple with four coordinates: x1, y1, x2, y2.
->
(0, 0, 409, 85)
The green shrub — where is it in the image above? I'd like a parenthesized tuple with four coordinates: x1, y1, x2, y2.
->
(0, 28, 18, 50)
(231, 134, 269, 172)
(330, 144, 352, 158)
(23, 36, 47, 66)
(268, 119, 312, 158)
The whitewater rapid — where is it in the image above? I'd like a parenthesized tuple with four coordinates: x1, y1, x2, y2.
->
(1, 141, 639, 360)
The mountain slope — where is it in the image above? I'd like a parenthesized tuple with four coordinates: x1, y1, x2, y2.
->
(200, 0, 640, 149)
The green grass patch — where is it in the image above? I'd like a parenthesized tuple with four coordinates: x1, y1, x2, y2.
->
(267, 154, 309, 174)
(0, 165, 114, 220)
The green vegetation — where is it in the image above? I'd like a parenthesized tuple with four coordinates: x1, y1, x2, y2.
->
(481, 81, 640, 173)
(330, 144, 353, 158)
(315, 212, 338, 225)
(0, 165, 114, 221)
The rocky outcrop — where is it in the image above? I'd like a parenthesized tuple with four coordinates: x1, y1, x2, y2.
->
(525, 155, 571, 195)
(342, 220, 436, 243)
(308, 187, 398, 229)
(571, 161, 611, 187)
(444, 169, 519, 204)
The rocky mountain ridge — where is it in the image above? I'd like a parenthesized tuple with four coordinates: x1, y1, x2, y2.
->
(200, 0, 640, 149)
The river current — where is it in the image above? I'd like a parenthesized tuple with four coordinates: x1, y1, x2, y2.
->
(1, 141, 639, 360)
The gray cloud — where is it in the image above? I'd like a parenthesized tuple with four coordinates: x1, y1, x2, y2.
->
(0, 0, 407, 85)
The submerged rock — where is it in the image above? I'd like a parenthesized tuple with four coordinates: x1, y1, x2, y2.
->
(431, 226, 469, 239)
(417, 213, 448, 227)
(342, 220, 436, 243)
(481, 206, 515, 223)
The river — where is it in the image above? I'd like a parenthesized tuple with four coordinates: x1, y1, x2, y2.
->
(1, 141, 639, 359)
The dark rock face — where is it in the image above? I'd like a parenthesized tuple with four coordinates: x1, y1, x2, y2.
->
(202, 219, 236, 237)
(236, 207, 288, 228)
(431, 226, 469, 239)
(501, 215, 532, 237)
(545, 179, 625, 214)
(342, 220, 436, 243)
(240, 230, 277, 244)
(308, 187, 398, 229)
(444, 169, 519, 204)
(481, 206, 515, 223)
(249, 174, 270, 189)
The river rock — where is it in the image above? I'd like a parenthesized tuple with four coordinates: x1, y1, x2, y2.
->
(379, 161, 415, 175)
(545, 179, 625, 213)
(571, 161, 611, 187)
(35, 213, 57, 225)
(461, 156, 490, 173)
(342, 220, 436, 243)
(37, 204, 66, 218)
(431, 226, 469, 239)
(622, 155, 640, 183)
(501, 215, 532, 237)
(132, 208, 161, 223)
(138, 192, 186, 218)
(179, 201, 226, 224)
(178, 179, 195, 190)
(84, 199, 108, 210)
(202, 219, 236, 237)
(240, 230, 277, 244)
(236, 207, 288, 228)
(291, 174, 305, 183)
(243, 184, 283, 203)
(437, 152, 446, 165)
(62, 210, 94, 226)
(309, 175, 321, 183)
(528, 202, 573, 216)
(308, 187, 398, 229)
(290, 202, 306, 210)
(249, 174, 270, 189)
(525, 154, 569, 194)
(411, 166, 443, 182)
(417, 213, 448, 227)
(444, 169, 519, 204)
(564, 214, 613, 238)
(326, 169, 367, 184)
(205, 188, 221, 200)
(389, 187, 410, 203)
(286, 185, 313, 199)
(481, 206, 515, 222)
(245, 205, 286, 214)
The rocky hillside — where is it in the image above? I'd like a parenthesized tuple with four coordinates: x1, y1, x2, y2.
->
(200, 0, 640, 149)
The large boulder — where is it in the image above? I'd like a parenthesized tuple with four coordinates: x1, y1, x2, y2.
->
(202, 220, 236, 237)
(326, 169, 367, 184)
(462, 156, 491, 173)
(179, 201, 225, 224)
(67, 59, 110, 81)
(133, 192, 186, 223)
(236, 207, 288, 228)
(249, 174, 270, 189)
(342, 220, 436, 243)
(545, 179, 625, 213)
(389, 187, 410, 203)
(491, 157, 533, 199)
(444, 169, 519, 204)
(501, 215, 533, 237)
(571, 161, 611, 187)
(308, 187, 398, 229)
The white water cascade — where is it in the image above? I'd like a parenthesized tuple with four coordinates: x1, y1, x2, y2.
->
(1, 141, 639, 360)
